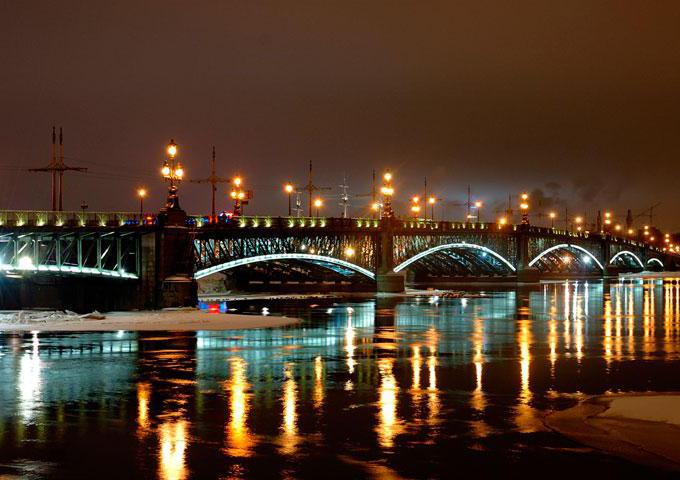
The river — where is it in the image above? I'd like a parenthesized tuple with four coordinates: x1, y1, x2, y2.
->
(1, 279, 678, 478)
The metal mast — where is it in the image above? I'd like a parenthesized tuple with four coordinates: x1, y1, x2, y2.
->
(339, 174, 351, 218)
(300, 160, 330, 217)
(29, 127, 87, 211)
(190, 146, 231, 220)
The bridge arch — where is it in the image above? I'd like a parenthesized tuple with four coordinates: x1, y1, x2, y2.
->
(393, 243, 516, 274)
(529, 244, 604, 271)
(609, 250, 644, 268)
(647, 258, 664, 268)
(194, 253, 375, 280)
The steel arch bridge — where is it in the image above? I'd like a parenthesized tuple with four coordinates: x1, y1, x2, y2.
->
(190, 216, 678, 287)
(0, 210, 677, 309)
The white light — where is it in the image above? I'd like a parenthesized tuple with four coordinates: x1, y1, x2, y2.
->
(18, 256, 35, 270)
(194, 253, 375, 280)
(582, 256, 591, 264)
(393, 243, 516, 273)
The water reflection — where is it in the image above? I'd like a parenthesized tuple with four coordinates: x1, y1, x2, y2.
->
(159, 418, 188, 480)
(515, 298, 538, 432)
(137, 382, 151, 435)
(279, 363, 298, 455)
(18, 332, 42, 424)
(377, 357, 402, 449)
(471, 317, 485, 413)
(225, 357, 254, 457)
(4, 280, 680, 477)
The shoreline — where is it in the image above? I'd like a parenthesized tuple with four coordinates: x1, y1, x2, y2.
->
(545, 392, 680, 471)
(0, 309, 299, 332)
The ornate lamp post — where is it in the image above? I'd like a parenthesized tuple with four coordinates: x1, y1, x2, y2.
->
(230, 176, 246, 217)
(411, 195, 421, 218)
(161, 139, 184, 211)
(380, 171, 395, 219)
(520, 192, 529, 225)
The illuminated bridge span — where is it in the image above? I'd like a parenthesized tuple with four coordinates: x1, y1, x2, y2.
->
(0, 210, 676, 310)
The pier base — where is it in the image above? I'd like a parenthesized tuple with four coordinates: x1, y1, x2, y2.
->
(516, 268, 541, 283)
(377, 273, 405, 293)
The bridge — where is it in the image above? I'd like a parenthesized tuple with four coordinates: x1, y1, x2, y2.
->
(0, 208, 676, 311)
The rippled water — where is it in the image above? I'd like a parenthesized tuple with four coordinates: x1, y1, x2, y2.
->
(2, 280, 680, 478)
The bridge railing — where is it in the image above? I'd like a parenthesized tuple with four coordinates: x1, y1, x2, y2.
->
(188, 215, 381, 229)
(0, 210, 154, 228)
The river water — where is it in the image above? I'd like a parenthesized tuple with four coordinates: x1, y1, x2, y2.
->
(1, 280, 679, 478)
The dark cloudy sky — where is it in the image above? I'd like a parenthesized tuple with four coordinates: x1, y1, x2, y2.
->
(2, 1, 679, 228)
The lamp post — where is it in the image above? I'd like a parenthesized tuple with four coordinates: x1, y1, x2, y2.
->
(549, 211, 556, 228)
(137, 188, 146, 217)
(604, 211, 612, 233)
(284, 183, 294, 216)
(380, 171, 394, 219)
(313, 197, 323, 217)
(429, 196, 437, 221)
(474, 200, 483, 223)
(161, 139, 184, 211)
(230, 176, 246, 217)
(411, 196, 421, 219)
(574, 216, 583, 232)
(519, 192, 529, 225)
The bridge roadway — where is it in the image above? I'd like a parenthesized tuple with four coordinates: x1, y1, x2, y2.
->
(0, 210, 675, 310)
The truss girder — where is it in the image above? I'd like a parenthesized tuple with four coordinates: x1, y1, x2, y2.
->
(193, 232, 377, 274)
(0, 230, 140, 279)
(392, 233, 517, 268)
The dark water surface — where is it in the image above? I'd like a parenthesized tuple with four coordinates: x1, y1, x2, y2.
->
(2, 280, 680, 478)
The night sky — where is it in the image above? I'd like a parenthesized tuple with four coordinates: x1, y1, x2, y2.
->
(2, 1, 679, 228)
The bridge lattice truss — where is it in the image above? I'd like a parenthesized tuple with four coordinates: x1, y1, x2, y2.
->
(193, 228, 378, 280)
(0, 230, 140, 278)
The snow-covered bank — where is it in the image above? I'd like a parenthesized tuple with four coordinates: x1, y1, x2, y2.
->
(0, 309, 299, 332)
(545, 393, 680, 471)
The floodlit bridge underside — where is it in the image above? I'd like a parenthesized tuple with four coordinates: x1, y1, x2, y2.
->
(529, 244, 604, 275)
(197, 254, 376, 289)
(393, 243, 516, 280)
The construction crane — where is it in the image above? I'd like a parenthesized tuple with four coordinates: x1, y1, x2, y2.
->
(189, 146, 231, 220)
(29, 127, 87, 211)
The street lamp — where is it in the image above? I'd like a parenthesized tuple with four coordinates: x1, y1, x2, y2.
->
(549, 211, 556, 228)
(474, 200, 483, 223)
(313, 197, 323, 217)
(161, 139, 184, 211)
(284, 182, 294, 216)
(410, 195, 421, 218)
(604, 211, 612, 232)
(574, 216, 583, 232)
(230, 176, 247, 216)
(137, 188, 147, 217)
(519, 193, 529, 225)
(429, 196, 437, 221)
(380, 171, 394, 219)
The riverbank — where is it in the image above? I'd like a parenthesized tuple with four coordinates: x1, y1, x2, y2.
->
(545, 393, 680, 471)
(0, 309, 299, 332)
